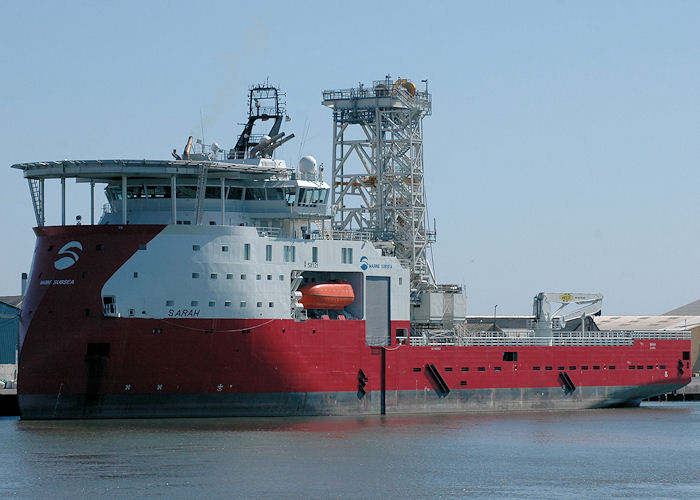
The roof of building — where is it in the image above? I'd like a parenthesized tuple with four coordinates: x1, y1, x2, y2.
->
(595, 315, 700, 331)
(0, 296, 22, 309)
(664, 299, 700, 316)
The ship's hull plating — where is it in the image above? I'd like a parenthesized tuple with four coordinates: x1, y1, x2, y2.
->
(17, 225, 692, 419)
(19, 384, 684, 420)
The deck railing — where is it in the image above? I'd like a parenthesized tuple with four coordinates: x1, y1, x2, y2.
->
(255, 226, 281, 238)
(408, 329, 691, 347)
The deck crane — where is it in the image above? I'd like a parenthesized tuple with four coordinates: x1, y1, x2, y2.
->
(531, 292, 603, 338)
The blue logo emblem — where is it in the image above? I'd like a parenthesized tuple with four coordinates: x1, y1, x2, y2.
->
(54, 241, 83, 270)
(360, 256, 368, 270)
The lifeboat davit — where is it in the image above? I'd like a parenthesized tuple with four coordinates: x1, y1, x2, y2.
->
(299, 281, 355, 309)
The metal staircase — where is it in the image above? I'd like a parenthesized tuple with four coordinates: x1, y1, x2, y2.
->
(27, 179, 44, 226)
(194, 165, 209, 225)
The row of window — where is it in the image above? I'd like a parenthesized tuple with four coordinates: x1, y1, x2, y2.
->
(192, 243, 348, 264)
(107, 185, 329, 205)
(190, 272, 285, 281)
(165, 300, 275, 308)
(412, 364, 668, 373)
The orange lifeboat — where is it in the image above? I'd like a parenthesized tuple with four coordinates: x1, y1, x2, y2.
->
(299, 281, 355, 310)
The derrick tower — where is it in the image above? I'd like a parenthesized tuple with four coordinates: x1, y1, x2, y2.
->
(322, 75, 434, 290)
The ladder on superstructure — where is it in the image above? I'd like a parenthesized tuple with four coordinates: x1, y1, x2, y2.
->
(28, 178, 44, 226)
(194, 165, 209, 225)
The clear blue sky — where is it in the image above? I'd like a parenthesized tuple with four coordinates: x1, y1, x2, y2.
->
(1, 1, 699, 315)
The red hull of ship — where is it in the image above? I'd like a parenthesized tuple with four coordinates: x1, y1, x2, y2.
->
(17, 226, 692, 418)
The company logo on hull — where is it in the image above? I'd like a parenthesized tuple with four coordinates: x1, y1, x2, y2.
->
(54, 241, 83, 270)
(359, 255, 392, 271)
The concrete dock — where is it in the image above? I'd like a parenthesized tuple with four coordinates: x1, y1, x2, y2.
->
(648, 377, 700, 401)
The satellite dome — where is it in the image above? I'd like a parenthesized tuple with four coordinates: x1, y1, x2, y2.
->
(298, 156, 317, 174)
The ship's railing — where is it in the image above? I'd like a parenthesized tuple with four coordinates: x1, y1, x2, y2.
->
(408, 329, 691, 347)
(103, 303, 119, 318)
(322, 87, 431, 113)
(322, 229, 375, 241)
(256, 226, 281, 238)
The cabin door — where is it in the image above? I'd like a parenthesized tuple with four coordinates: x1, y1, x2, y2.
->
(365, 276, 390, 414)
(365, 277, 390, 346)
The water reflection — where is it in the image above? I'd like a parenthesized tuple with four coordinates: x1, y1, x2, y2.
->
(2, 403, 699, 498)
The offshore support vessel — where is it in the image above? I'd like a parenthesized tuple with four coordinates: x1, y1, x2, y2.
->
(13, 78, 691, 418)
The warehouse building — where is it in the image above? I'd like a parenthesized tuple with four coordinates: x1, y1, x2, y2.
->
(0, 296, 21, 385)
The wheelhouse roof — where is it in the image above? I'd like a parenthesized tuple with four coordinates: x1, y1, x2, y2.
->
(11, 159, 289, 182)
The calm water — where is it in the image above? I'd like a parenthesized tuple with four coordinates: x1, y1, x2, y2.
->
(1, 402, 699, 499)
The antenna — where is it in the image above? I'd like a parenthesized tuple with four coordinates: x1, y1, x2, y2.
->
(296, 117, 310, 168)
(199, 108, 205, 148)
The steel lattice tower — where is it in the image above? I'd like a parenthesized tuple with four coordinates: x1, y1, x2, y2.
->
(322, 76, 434, 290)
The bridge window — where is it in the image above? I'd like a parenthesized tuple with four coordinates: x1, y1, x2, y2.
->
(150, 186, 169, 198)
(297, 188, 328, 206)
(245, 188, 266, 200)
(267, 188, 285, 201)
(228, 187, 243, 200)
(284, 187, 297, 205)
(205, 187, 221, 199)
(176, 186, 197, 198)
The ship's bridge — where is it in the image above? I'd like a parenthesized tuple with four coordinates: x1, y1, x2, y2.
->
(12, 157, 332, 236)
